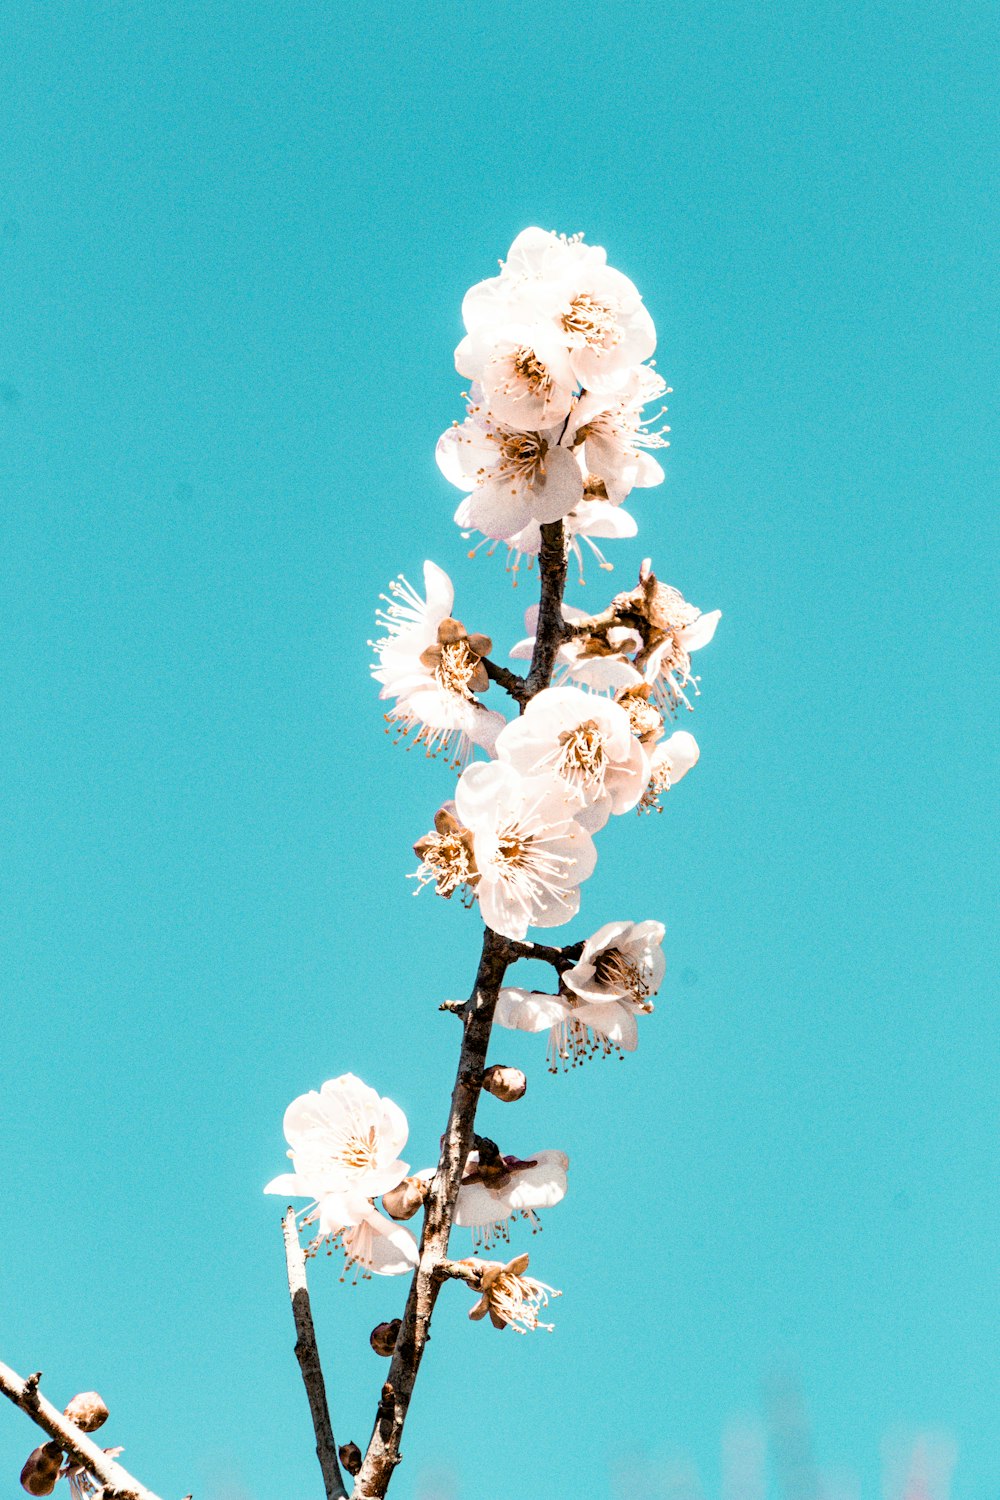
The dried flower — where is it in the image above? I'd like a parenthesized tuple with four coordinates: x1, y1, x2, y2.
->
(467, 1253, 561, 1333)
(381, 1176, 429, 1221)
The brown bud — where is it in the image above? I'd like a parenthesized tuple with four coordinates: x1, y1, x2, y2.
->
(381, 1176, 429, 1221)
(20, 1442, 62, 1496)
(482, 1064, 527, 1103)
(338, 1442, 362, 1476)
(64, 1391, 109, 1432)
(369, 1319, 401, 1357)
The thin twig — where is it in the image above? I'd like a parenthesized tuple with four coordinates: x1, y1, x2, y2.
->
(282, 1210, 349, 1500)
(506, 937, 585, 972)
(0, 1361, 163, 1500)
(481, 657, 528, 704)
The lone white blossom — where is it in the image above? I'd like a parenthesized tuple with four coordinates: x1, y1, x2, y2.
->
(495, 684, 649, 831)
(371, 561, 506, 760)
(452, 1147, 569, 1246)
(495, 984, 646, 1070)
(454, 760, 597, 939)
(563, 919, 666, 1006)
(264, 1075, 419, 1277)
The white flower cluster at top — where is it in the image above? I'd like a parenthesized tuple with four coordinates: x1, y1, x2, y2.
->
(270, 231, 722, 1322)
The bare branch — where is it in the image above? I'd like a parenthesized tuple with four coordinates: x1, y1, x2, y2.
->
(481, 657, 528, 704)
(0, 1361, 164, 1500)
(506, 937, 585, 972)
(282, 1210, 349, 1500)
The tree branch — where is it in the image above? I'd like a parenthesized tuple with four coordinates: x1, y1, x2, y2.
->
(506, 937, 585, 972)
(0, 1362, 164, 1500)
(481, 657, 528, 704)
(353, 513, 573, 1498)
(282, 1210, 349, 1500)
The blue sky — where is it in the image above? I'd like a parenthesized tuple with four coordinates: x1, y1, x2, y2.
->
(1, 3, 996, 1498)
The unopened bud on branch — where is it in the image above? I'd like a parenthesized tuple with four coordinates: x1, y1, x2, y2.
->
(381, 1176, 429, 1221)
(20, 1443, 62, 1496)
(482, 1065, 527, 1102)
(369, 1319, 402, 1357)
(338, 1442, 362, 1476)
(63, 1392, 109, 1432)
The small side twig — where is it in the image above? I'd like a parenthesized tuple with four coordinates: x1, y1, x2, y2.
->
(506, 937, 584, 972)
(481, 658, 528, 704)
(0, 1361, 163, 1500)
(282, 1210, 349, 1500)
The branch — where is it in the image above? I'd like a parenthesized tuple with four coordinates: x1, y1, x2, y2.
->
(506, 937, 585, 973)
(525, 519, 569, 697)
(353, 514, 572, 1498)
(282, 1210, 349, 1500)
(0, 1362, 164, 1500)
(354, 927, 513, 1496)
(481, 657, 528, 704)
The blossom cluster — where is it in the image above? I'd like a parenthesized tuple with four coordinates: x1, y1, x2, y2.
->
(270, 230, 722, 1337)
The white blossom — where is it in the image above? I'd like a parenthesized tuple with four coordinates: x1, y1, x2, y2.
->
(461, 227, 657, 393)
(455, 322, 577, 432)
(264, 1074, 419, 1277)
(494, 684, 649, 832)
(454, 760, 597, 940)
(495, 984, 645, 1070)
(437, 388, 584, 539)
(562, 919, 666, 1006)
(460, 495, 637, 588)
(371, 561, 506, 761)
(566, 363, 669, 504)
(452, 1147, 569, 1247)
(639, 730, 700, 811)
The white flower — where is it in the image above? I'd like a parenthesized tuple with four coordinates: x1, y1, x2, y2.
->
(460, 496, 637, 588)
(466, 1252, 560, 1333)
(563, 919, 666, 1006)
(494, 684, 649, 832)
(639, 730, 700, 812)
(264, 1074, 419, 1277)
(461, 227, 657, 392)
(454, 760, 597, 940)
(371, 561, 506, 761)
(437, 389, 584, 539)
(639, 587, 721, 714)
(455, 322, 577, 432)
(567, 364, 669, 503)
(452, 1147, 569, 1247)
(494, 984, 648, 1070)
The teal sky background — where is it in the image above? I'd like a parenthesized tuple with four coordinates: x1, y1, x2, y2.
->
(1, 3, 996, 1498)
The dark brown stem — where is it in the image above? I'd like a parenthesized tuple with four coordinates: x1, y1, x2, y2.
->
(354, 927, 513, 1496)
(0, 1361, 163, 1500)
(506, 937, 585, 972)
(354, 517, 572, 1497)
(282, 1210, 349, 1500)
(482, 657, 528, 704)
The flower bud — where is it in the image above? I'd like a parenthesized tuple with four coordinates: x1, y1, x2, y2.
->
(64, 1392, 109, 1433)
(20, 1442, 62, 1496)
(482, 1065, 527, 1103)
(369, 1319, 401, 1357)
(338, 1442, 362, 1477)
(381, 1176, 428, 1221)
